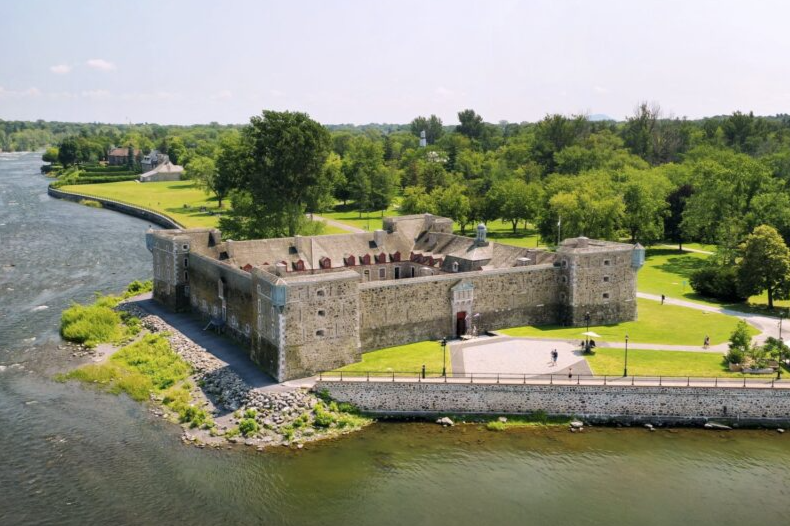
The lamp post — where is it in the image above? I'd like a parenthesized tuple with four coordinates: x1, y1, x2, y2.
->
(441, 337, 447, 377)
(624, 334, 629, 377)
(584, 311, 591, 351)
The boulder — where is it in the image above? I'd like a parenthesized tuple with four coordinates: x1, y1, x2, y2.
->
(437, 417, 454, 426)
(704, 422, 732, 431)
(570, 420, 584, 429)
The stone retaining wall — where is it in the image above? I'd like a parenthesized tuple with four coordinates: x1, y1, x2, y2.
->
(48, 185, 182, 229)
(316, 381, 790, 425)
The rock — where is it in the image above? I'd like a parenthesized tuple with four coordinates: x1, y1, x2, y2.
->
(570, 420, 584, 429)
(437, 417, 454, 426)
(498, 416, 508, 423)
(777, 428, 785, 434)
(704, 422, 732, 431)
(644, 423, 653, 430)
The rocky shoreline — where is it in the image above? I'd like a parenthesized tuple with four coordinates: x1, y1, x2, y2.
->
(115, 301, 370, 450)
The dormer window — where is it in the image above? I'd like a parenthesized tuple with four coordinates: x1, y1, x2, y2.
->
(360, 254, 371, 265)
(376, 253, 387, 264)
(391, 251, 401, 262)
(320, 257, 332, 269)
(293, 259, 305, 271)
(344, 255, 356, 266)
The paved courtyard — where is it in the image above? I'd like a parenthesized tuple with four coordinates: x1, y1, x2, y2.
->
(451, 336, 593, 377)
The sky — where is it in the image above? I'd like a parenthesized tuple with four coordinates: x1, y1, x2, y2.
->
(1, 0, 790, 125)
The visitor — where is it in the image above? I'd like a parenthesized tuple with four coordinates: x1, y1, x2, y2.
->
(568, 367, 573, 380)
(703, 335, 710, 349)
(661, 294, 665, 305)
(590, 339, 596, 349)
(551, 349, 558, 366)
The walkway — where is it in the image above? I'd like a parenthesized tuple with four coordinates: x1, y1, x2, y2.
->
(310, 213, 366, 234)
(451, 336, 593, 376)
(658, 244, 714, 255)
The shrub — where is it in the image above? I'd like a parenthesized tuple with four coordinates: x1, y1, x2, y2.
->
(313, 403, 337, 428)
(112, 334, 192, 391)
(239, 418, 259, 437)
(60, 301, 124, 347)
(725, 347, 745, 365)
(244, 408, 257, 419)
(486, 421, 506, 431)
(79, 199, 103, 208)
(690, 264, 746, 302)
(124, 280, 153, 298)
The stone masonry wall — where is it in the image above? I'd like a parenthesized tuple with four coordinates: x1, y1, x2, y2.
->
(316, 381, 790, 424)
(358, 265, 562, 351)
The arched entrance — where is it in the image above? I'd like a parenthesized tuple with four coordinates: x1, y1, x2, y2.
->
(456, 311, 467, 337)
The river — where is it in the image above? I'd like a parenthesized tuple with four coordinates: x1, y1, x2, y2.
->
(1, 152, 789, 526)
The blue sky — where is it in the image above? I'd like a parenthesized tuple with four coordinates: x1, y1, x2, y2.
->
(1, 0, 789, 125)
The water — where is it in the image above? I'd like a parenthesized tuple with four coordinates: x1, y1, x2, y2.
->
(1, 152, 789, 526)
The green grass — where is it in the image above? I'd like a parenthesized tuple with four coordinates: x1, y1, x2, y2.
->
(640, 247, 790, 312)
(499, 298, 756, 346)
(63, 180, 222, 228)
(457, 219, 544, 248)
(59, 333, 191, 400)
(334, 340, 446, 374)
(586, 348, 782, 378)
(321, 202, 401, 231)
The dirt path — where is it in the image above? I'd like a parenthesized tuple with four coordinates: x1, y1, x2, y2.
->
(310, 214, 366, 234)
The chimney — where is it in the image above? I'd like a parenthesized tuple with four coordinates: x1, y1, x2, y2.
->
(516, 257, 530, 267)
(374, 229, 386, 247)
(476, 223, 488, 245)
(275, 262, 287, 276)
(576, 237, 589, 248)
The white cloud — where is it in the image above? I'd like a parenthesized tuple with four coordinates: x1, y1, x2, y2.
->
(50, 64, 72, 75)
(86, 59, 116, 71)
(594, 85, 610, 95)
(81, 89, 111, 100)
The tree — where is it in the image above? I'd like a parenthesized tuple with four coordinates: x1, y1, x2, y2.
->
(42, 146, 59, 163)
(400, 186, 437, 215)
(342, 136, 385, 214)
(242, 110, 331, 236)
(456, 109, 484, 140)
(737, 225, 790, 309)
(57, 137, 79, 166)
(187, 155, 219, 202)
(433, 184, 472, 233)
(489, 179, 544, 233)
(409, 115, 444, 144)
(213, 134, 248, 208)
(664, 184, 694, 250)
(369, 164, 399, 213)
(533, 114, 589, 172)
(620, 169, 671, 244)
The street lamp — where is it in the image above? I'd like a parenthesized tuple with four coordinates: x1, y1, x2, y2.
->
(624, 334, 629, 377)
(584, 311, 591, 351)
(441, 337, 448, 377)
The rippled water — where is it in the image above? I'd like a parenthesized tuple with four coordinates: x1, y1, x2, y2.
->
(1, 153, 789, 526)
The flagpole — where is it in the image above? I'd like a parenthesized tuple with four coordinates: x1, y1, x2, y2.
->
(557, 216, 561, 247)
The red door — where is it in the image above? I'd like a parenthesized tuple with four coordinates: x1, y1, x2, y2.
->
(456, 311, 467, 337)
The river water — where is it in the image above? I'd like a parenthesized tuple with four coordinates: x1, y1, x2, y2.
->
(1, 152, 789, 526)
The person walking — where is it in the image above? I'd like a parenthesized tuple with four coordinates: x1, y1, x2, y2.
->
(703, 335, 710, 349)
(551, 349, 558, 366)
(568, 366, 573, 380)
(661, 294, 665, 305)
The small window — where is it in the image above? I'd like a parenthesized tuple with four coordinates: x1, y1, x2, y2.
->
(318, 310, 326, 317)
(452, 262, 459, 272)
(364, 270, 370, 280)
(182, 244, 189, 250)
(561, 275, 568, 284)
(184, 285, 190, 296)
(316, 329, 325, 337)
(603, 276, 610, 283)
(561, 259, 568, 268)
(184, 258, 188, 268)
(184, 270, 189, 282)
(604, 259, 611, 266)
(560, 292, 566, 301)
(395, 267, 401, 279)
(603, 292, 610, 299)
(317, 289, 326, 297)
(379, 268, 386, 279)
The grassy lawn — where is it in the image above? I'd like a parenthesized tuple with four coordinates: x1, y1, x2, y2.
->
(499, 298, 756, 346)
(333, 340, 446, 374)
(586, 348, 781, 378)
(64, 180, 222, 228)
(457, 219, 544, 248)
(320, 202, 401, 231)
(640, 247, 790, 313)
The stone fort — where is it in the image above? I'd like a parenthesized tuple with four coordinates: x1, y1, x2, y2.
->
(148, 214, 644, 381)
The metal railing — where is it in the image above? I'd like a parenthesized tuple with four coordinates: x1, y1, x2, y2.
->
(317, 370, 790, 389)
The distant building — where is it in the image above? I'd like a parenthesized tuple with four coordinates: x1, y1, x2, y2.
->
(141, 150, 170, 172)
(107, 147, 141, 166)
(139, 160, 184, 183)
(419, 130, 427, 148)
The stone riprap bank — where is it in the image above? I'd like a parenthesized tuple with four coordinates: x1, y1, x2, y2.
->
(148, 214, 644, 381)
(316, 381, 790, 425)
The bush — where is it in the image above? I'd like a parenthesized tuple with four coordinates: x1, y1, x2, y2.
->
(486, 421, 506, 431)
(313, 403, 337, 428)
(690, 264, 746, 302)
(725, 346, 744, 365)
(239, 418, 259, 437)
(726, 320, 751, 364)
(60, 301, 124, 347)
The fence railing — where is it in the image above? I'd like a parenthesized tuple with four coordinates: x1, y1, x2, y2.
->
(317, 370, 790, 389)
(48, 185, 184, 229)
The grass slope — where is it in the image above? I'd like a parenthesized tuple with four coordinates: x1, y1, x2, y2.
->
(334, 340, 445, 374)
(499, 298, 756, 346)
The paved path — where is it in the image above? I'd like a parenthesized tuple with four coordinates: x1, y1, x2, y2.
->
(657, 244, 715, 255)
(310, 214, 366, 234)
(451, 336, 593, 377)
